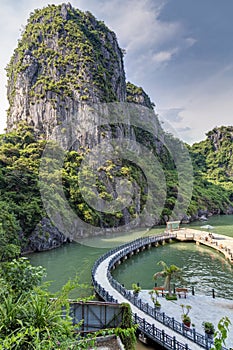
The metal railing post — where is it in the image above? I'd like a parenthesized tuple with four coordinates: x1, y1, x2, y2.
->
(173, 336, 176, 350)
(162, 329, 165, 346)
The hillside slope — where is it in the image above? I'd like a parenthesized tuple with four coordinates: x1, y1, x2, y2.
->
(0, 4, 232, 255)
(189, 126, 233, 217)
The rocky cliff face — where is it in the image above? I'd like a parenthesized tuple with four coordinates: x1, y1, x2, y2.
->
(6, 3, 127, 138)
(6, 3, 170, 250)
(204, 126, 233, 178)
(6, 3, 159, 149)
(4, 4, 232, 252)
(126, 82, 155, 110)
(206, 126, 233, 151)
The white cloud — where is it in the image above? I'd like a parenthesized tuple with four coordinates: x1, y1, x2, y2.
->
(152, 48, 178, 64)
(185, 37, 197, 48)
(157, 63, 233, 144)
(98, 0, 183, 55)
(90, 0, 196, 85)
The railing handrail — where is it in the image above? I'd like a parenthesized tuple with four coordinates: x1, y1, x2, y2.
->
(91, 233, 227, 350)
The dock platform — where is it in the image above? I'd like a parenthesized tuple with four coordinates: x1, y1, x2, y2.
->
(175, 228, 233, 263)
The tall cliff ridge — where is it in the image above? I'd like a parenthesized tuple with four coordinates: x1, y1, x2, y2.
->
(4, 3, 169, 249)
(4, 3, 232, 253)
(6, 3, 127, 138)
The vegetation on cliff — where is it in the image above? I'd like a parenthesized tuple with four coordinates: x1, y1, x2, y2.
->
(0, 123, 232, 256)
(6, 3, 126, 137)
(126, 82, 155, 109)
(1, 4, 232, 255)
(189, 126, 233, 215)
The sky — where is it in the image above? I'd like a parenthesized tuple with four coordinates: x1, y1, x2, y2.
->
(0, 0, 233, 144)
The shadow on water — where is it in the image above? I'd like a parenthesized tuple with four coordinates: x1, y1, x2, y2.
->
(136, 340, 161, 349)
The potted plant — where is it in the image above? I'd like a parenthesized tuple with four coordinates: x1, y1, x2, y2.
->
(181, 304, 192, 327)
(148, 290, 161, 310)
(132, 283, 141, 296)
(202, 321, 215, 338)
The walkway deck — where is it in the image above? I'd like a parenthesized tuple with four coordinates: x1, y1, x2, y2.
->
(175, 228, 233, 263)
(94, 249, 202, 350)
(92, 233, 232, 349)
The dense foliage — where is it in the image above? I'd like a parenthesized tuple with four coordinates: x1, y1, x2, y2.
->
(0, 258, 77, 349)
(0, 257, 136, 349)
(126, 82, 155, 109)
(0, 124, 232, 256)
(0, 124, 47, 257)
(188, 126, 233, 215)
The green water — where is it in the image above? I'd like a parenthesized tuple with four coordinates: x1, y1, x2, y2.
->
(29, 215, 233, 296)
(29, 215, 233, 350)
(112, 242, 233, 298)
(28, 243, 107, 294)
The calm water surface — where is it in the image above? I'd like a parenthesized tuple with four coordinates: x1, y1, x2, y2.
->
(29, 215, 233, 296)
(112, 241, 233, 298)
(29, 215, 233, 350)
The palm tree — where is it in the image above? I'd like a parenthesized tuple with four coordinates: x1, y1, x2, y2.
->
(153, 261, 181, 296)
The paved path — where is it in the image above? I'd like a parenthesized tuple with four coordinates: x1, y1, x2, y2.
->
(140, 290, 233, 349)
(94, 248, 202, 350)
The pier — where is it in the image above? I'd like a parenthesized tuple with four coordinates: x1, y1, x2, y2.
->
(175, 228, 233, 263)
(92, 234, 228, 350)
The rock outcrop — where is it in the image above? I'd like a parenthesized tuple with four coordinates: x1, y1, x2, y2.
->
(6, 3, 126, 138)
(6, 3, 231, 252)
(25, 218, 71, 252)
(5, 3, 169, 250)
(206, 126, 233, 152)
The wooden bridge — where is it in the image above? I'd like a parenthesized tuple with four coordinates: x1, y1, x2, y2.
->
(92, 234, 219, 350)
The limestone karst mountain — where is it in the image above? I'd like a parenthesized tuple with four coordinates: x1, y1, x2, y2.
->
(6, 3, 125, 137)
(1, 3, 232, 253)
(5, 3, 172, 249)
(6, 3, 155, 140)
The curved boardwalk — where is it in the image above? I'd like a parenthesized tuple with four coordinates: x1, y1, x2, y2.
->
(92, 234, 217, 350)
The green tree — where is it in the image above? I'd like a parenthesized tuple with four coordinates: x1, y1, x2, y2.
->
(0, 258, 92, 349)
(0, 202, 21, 261)
(0, 258, 136, 349)
(153, 261, 181, 296)
(0, 257, 46, 298)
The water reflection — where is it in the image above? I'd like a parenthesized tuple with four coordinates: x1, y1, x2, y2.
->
(112, 242, 233, 299)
